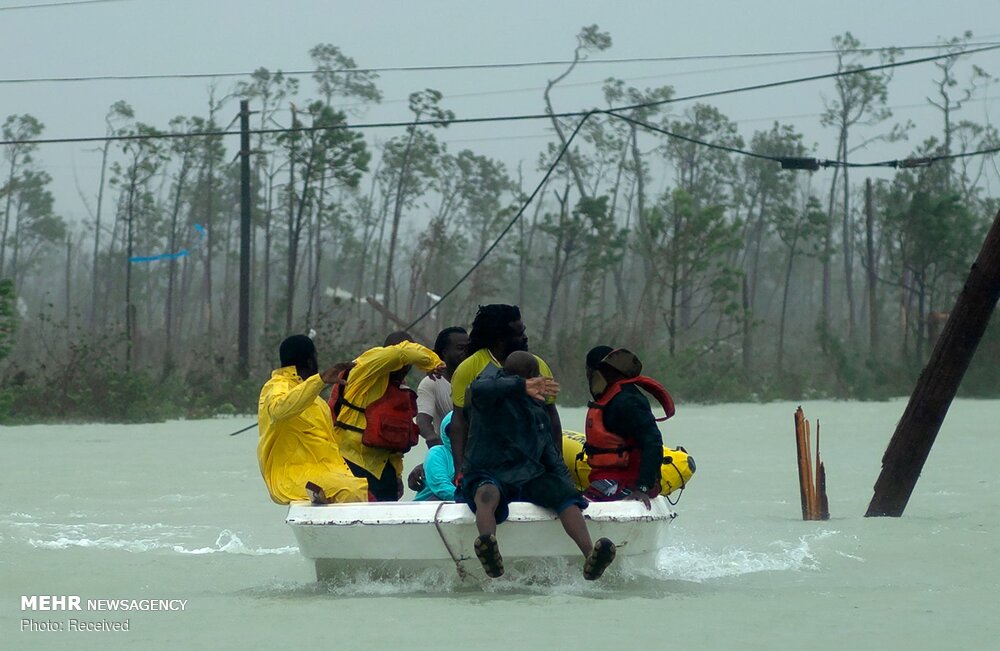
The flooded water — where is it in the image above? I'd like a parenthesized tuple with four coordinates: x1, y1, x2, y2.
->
(2, 399, 998, 650)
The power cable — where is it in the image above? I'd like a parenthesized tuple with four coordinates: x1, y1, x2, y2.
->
(607, 111, 779, 164)
(0, 0, 129, 11)
(405, 113, 594, 331)
(5, 44, 1000, 171)
(319, 54, 837, 113)
(2, 40, 999, 85)
(409, 114, 1000, 329)
(611, 43, 1000, 113)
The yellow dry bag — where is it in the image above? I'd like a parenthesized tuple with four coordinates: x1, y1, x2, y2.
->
(562, 430, 695, 496)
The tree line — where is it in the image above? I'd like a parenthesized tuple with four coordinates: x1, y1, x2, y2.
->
(1, 27, 998, 423)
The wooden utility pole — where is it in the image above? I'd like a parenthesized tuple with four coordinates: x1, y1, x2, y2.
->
(865, 178, 879, 358)
(65, 237, 72, 324)
(238, 100, 252, 378)
(866, 205, 1000, 517)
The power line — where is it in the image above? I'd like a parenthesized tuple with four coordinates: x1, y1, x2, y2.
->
(322, 54, 837, 112)
(3, 40, 999, 85)
(0, 0, 129, 11)
(405, 117, 1000, 330)
(406, 113, 595, 330)
(608, 112, 779, 164)
(5, 43, 1000, 172)
(404, 118, 1000, 329)
(610, 43, 1000, 113)
(601, 110, 996, 171)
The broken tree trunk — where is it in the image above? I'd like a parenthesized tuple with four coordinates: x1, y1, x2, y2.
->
(794, 407, 829, 520)
(866, 205, 1000, 517)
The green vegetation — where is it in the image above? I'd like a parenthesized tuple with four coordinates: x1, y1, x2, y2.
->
(1, 28, 999, 423)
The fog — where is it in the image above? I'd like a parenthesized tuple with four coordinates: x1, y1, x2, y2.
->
(2, 1, 1000, 421)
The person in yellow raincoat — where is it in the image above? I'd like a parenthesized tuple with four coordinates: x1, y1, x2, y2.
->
(333, 331, 444, 501)
(257, 335, 369, 504)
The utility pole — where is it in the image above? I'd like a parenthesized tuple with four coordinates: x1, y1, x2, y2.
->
(866, 205, 1000, 517)
(238, 100, 252, 378)
(865, 178, 878, 358)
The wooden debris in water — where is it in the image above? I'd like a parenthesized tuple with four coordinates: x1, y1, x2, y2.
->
(794, 406, 830, 521)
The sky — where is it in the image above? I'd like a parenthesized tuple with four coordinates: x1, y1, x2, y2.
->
(2, 0, 1000, 226)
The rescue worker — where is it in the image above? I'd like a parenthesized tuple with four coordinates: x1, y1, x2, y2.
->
(331, 331, 444, 502)
(583, 345, 675, 510)
(257, 334, 369, 504)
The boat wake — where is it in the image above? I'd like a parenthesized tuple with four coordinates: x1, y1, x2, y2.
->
(4, 516, 297, 556)
(652, 529, 838, 582)
(253, 530, 842, 597)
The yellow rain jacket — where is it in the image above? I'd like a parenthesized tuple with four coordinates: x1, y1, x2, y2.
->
(334, 341, 443, 478)
(257, 366, 368, 504)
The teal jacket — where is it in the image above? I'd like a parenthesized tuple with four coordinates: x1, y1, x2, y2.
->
(414, 411, 456, 501)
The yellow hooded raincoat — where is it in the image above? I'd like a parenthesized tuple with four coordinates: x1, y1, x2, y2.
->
(257, 367, 368, 504)
(334, 341, 443, 478)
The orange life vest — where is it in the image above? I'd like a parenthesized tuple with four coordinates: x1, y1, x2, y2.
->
(584, 376, 676, 469)
(329, 373, 420, 453)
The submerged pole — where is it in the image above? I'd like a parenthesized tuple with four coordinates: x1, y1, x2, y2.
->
(866, 205, 1000, 517)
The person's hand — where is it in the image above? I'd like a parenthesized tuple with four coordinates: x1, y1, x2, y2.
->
(626, 489, 652, 510)
(407, 464, 426, 492)
(525, 377, 560, 401)
(426, 363, 448, 380)
(320, 361, 355, 385)
(453, 471, 464, 488)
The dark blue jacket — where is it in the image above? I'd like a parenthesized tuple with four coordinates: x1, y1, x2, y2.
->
(463, 366, 566, 487)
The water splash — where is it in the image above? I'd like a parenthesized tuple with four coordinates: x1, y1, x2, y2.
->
(9, 518, 296, 556)
(173, 530, 297, 556)
(654, 530, 838, 582)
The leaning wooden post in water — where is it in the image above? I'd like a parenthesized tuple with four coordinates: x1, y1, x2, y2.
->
(866, 205, 1000, 517)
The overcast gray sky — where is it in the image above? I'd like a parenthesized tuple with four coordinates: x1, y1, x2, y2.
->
(3, 0, 1000, 224)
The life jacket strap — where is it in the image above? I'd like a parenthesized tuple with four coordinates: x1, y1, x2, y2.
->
(335, 419, 365, 433)
(339, 398, 365, 414)
(584, 443, 634, 455)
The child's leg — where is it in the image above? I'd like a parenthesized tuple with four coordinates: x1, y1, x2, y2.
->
(474, 483, 501, 536)
(523, 473, 617, 580)
(556, 504, 593, 557)
(552, 488, 617, 580)
(471, 481, 505, 578)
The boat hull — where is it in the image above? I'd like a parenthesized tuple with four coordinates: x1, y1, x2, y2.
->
(286, 497, 676, 580)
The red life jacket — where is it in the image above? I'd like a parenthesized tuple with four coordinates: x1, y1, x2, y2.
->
(584, 376, 675, 469)
(327, 369, 350, 420)
(329, 374, 419, 453)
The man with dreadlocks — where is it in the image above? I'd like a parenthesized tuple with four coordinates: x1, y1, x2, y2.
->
(448, 304, 562, 488)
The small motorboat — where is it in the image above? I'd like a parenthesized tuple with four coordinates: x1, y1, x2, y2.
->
(286, 497, 677, 581)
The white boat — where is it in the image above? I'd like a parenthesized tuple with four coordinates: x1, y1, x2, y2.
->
(286, 497, 677, 581)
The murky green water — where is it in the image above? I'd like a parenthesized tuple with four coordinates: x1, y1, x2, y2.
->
(2, 399, 998, 650)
